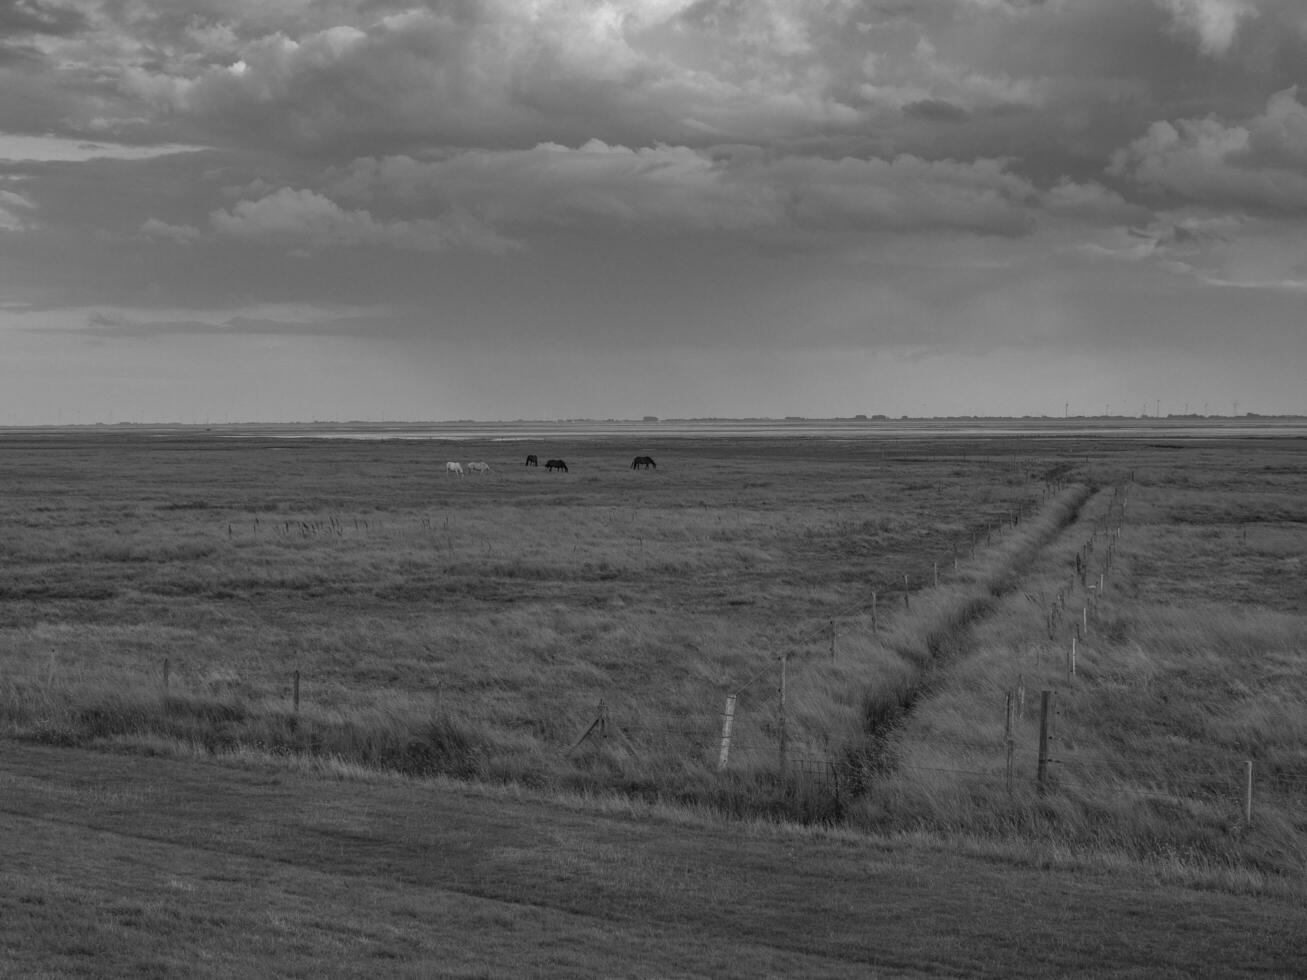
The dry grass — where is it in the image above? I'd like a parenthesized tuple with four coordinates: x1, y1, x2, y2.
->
(1, 428, 1305, 887)
(0, 432, 1040, 796)
(851, 449, 1307, 885)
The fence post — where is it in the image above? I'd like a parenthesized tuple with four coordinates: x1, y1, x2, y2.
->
(1004, 691, 1015, 794)
(162, 657, 170, 695)
(1036, 690, 1054, 792)
(1244, 760, 1254, 827)
(778, 655, 788, 775)
(717, 694, 737, 771)
(566, 699, 609, 757)
(933, 562, 939, 587)
(871, 591, 878, 634)
(829, 620, 836, 660)
(903, 574, 910, 610)
(293, 670, 300, 713)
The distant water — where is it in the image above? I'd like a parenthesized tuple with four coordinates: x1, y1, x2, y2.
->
(197, 418, 1307, 441)
(5, 418, 1303, 441)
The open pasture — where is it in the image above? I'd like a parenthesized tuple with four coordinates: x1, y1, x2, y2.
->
(0, 430, 1039, 789)
(3, 424, 1307, 976)
(1, 425, 1305, 879)
(859, 432, 1307, 881)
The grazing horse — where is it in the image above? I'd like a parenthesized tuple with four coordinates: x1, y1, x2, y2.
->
(545, 459, 568, 472)
(466, 461, 490, 475)
(631, 455, 656, 470)
(525, 454, 538, 467)
(445, 461, 464, 477)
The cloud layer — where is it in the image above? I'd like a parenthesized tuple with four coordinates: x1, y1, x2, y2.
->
(2, 0, 1306, 421)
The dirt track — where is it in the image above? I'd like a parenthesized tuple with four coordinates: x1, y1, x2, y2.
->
(1, 743, 1304, 978)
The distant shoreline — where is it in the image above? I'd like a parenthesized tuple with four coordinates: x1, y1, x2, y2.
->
(1, 417, 1304, 441)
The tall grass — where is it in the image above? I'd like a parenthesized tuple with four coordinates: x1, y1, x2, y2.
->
(0, 435, 1040, 794)
(2, 431, 1304, 883)
(843, 474, 1307, 883)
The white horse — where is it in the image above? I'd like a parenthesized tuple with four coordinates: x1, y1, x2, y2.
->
(466, 461, 490, 475)
(445, 461, 464, 477)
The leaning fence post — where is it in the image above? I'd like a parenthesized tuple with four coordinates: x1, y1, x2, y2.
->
(1004, 691, 1015, 793)
(778, 656, 788, 775)
(1036, 690, 1054, 792)
(717, 695, 737, 771)
(1244, 760, 1254, 827)
(566, 699, 609, 757)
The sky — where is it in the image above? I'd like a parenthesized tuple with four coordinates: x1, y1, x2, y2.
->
(1, 0, 1305, 423)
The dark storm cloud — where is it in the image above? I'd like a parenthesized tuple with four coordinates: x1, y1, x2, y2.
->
(0, 0, 88, 35)
(903, 99, 971, 123)
(3, 0, 1307, 424)
(76, 310, 381, 338)
(1111, 88, 1307, 211)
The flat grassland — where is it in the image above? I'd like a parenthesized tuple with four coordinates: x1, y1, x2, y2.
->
(1, 424, 1304, 976)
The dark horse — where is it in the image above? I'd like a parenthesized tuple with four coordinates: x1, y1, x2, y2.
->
(525, 454, 538, 467)
(545, 459, 568, 472)
(631, 455, 656, 470)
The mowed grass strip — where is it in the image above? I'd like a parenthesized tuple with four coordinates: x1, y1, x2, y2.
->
(1, 743, 1304, 979)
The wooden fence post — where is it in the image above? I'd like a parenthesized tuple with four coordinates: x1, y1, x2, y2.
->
(293, 670, 300, 713)
(162, 657, 170, 694)
(717, 695, 737, 771)
(1244, 760, 1254, 827)
(830, 620, 836, 659)
(903, 574, 910, 610)
(566, 699, 609, 757)
(871, 591, 878, 634)
(1036, 690, 1054, 792)
(1004, 691, 1015, 794)
(778, 656, 788, 775)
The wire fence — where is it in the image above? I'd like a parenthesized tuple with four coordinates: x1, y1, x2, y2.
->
(638, 475, 1307, 825)
(6, 471, 1303, 826)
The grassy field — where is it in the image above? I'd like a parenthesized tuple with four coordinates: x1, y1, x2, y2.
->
(0, 430, 1043, 794)
(0, 424, 1304, 975)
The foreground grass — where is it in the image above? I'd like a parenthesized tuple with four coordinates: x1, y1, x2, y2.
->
(2, 742, 1304, 979)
